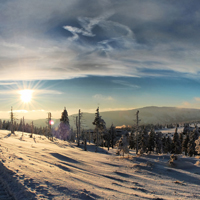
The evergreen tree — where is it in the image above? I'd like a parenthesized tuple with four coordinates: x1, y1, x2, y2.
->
(182, 134, 189, 156)
(165, 136, 172, 153)
(18, 118, 23, 132)
(187, 131, 197, 157)
(193, 126, 199, 141)
(60, 107, 69, 125)
(141, 128, 149, 153)
(54, 107, 71, 141)
(148, 129, 155, 153)
(137, 131, 142, 150)
(129, 131, 136, 149)
(171, 127, 181, 154)
(162, 135, 167, 153)
(2, 120, 6, 129)
(92, 107, 106, 151)
(92, 107, 106, 131)
(0, 119, 2, 129)
(108, 124, 116, 149)
(179, 132, 183, 148)
(155, 132, 162, 154)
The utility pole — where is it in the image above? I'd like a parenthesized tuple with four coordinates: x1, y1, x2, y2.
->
(135, 110, 141, 155)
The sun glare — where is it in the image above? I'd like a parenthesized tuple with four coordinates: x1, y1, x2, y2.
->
(20, 90, 33, 103)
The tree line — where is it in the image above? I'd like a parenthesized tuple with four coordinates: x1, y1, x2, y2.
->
(2, 107, 200, 156)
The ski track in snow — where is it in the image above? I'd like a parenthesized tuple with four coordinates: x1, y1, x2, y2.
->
(0, 130, 199, 199)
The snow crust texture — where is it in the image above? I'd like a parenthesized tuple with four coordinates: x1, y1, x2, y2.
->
(0, 130, 200, 199)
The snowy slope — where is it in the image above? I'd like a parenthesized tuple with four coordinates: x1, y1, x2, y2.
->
(0, 130, 200, 199)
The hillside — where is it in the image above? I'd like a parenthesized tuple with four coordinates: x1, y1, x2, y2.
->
(69, 106, 200, 129)
(21, 106, 200, 129)
(0, 130, 200, 199)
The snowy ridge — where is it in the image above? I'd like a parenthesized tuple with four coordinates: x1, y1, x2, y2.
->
(0, 130, 199, 199)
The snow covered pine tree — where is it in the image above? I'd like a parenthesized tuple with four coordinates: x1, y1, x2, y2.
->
(92, 107, 106, 152)
(54, 107, 71, 141)
(116, 135, 129, 157)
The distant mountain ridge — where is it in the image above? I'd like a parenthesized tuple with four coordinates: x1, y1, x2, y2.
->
(23, 106, 200, 129)
(70, 106, 200, 129)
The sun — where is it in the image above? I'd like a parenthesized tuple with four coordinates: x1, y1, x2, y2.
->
(20, 90, 33, 103)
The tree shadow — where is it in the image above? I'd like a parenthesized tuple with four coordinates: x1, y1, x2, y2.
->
(77, 143, 111, 155)
(44, 180, 102, 200)
(55, 164, 71, 172)
(50, 153, 79, 164)
(99, 161, 123, 168)
(4, 133, 15, 138)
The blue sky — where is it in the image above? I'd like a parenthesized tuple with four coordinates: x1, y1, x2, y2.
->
(0, 0, 200, 119)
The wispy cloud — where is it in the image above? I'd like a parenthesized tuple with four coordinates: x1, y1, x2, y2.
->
(195, 97, 200, 102)
(11, 110, 28, 113)
(63, 25, 95, 41)
(93, 94, 114, 101)
(0, 1, 199, 80)
(0, 82, 17, 85)
(112, 80, 140, 89)
(34, 90, 62, 95)
(0, 89, 62, 96)
(179, 97, 200, 109)
(0, 90, 18, 95)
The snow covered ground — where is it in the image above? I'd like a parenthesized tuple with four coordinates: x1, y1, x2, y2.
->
(0, 130, 200, 199)
(156, 127, 184, 134)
